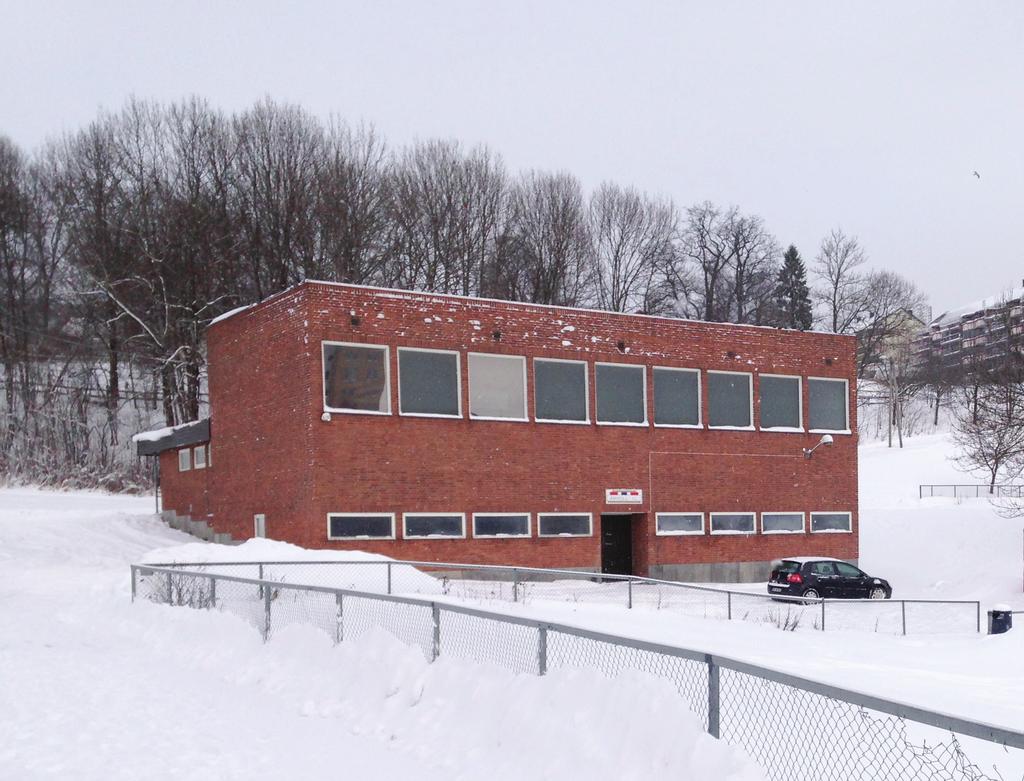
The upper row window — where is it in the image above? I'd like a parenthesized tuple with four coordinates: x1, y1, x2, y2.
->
(322, 342, 849, 432)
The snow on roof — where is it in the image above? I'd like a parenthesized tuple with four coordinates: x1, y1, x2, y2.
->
(132, 420, 201, 443)
(930, 286, 1024, 328)
(774, 556, 846, 564)
(209, 303, 254, 326)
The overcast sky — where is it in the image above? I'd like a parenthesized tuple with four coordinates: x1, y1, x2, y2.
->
(2, 1, 1022, 315)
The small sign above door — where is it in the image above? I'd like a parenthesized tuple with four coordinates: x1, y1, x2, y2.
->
(605, 489, 643, 504)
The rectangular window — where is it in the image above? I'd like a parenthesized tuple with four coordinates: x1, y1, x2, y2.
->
(595, 363, 646, 425)
(810, 512, 852, 533)
(653, 367, 700, 427)
(323, 342, 390, 414)
(177, 449, 191, 472)
(655, 513, 704, 536)
(193, 445, 207, 470)
(403, 513, 465, 539)
(468, 353, 527, 420)
(761, 512, 804, 534)
(534, 359, 588, 423)
(707, 371, 752, 428)
(327, 513, 395, 540)
(538, 513, 592, 537)
(472, 513, 531, 538)
(398, 348, 461, 417)
(808, 378, 849, 432)
(709, 512, 756, 535)
(759, 375, 802, 430)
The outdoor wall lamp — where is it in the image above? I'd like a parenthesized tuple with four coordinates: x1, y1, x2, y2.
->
(803, 434, 833, 459)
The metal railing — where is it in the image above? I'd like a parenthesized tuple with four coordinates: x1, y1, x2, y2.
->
(131, 563, 1023, 781)
(142, 558, 984, 636)
(920, 484, 1024, 499)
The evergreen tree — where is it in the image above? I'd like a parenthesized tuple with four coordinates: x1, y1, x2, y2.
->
(774, 245, 813, 330)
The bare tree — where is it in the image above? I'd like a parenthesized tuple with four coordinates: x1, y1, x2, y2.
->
(855, 270, 928, 378)
(813, 228, 868, 333)
(588, 182, 676, 314)
(724, 211, 779, 324)
(951, 377, 1024, 492)
(672, 202, 734, 321)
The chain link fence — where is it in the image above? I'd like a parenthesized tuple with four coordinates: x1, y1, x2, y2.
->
(920, 484, 1024, 499)
(132, 564, 1022, 781)
(145, 559, 983, 636)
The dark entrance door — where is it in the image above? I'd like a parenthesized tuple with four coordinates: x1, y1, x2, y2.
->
(601, 514, 633, 575)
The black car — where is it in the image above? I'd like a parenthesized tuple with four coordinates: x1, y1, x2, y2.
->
(767, 557, 892, 600)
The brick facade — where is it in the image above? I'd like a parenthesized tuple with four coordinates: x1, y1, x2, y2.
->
(159, 281, 859, 581)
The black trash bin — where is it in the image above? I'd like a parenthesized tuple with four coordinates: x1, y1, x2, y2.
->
(988, 606, 1013, 635)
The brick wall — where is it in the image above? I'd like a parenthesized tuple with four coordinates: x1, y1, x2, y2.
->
(161, 281, 859, 578)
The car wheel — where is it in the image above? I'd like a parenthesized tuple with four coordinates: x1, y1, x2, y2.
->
(802, 588, 820, 600)
(869, 587, 887, 600)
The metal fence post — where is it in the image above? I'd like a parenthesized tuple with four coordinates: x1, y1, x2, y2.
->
(976, 602, 981, 633)
(727, 591, 732, 621)
(431, 603, 441, 661)
(258, 563, 264, 599)
(209, 576, 216, 609)
(707, 657, 720, 738)
(820, 599, 826, 631)
(335, 593, 344, 644)
(901, 601, 907, 636)
(538, 626, 548, 675)
(513, 569, 520, 603)
(166, 572, 174, 605)
(627, 579, 633, 610)
(386, 562, 392, 595)
(130, 566, 137, 603)
(263, 582, 272, 642)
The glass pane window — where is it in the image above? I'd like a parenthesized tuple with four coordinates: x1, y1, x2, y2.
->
(468, 353, 526, 420)
(710, 513, 755, 534)
(473, 513, 531, 537)
(538, 514, 591, 537)
(323, 343, 390, 413)
(653, 368, 700, 426)
(534, 359, 588, 422)
(328, 514, 394, 539)
(834, 562, 863, 578)
(595, 364, 646, 424)
(403, 514, 464, 538)
(398, 349, 461, 416)
(761, 512, 804, 533)
(177, 449, 190, 472)
(193, 445, 207, 469)
(759, 375, 801, 429)
(656, 513, 703, 535)
(810, 512, 852, 533)
(707, 372, 752, 428)
(808, 379, 848, 431)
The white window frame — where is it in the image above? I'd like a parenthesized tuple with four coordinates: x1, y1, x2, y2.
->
(253, 513, 266, 538)
(397, 346, 463, 419)
(402, 512, 467, 540)
(533, 357, 590, 425)
(758, 373, 804, 432)
(706, 370, 754, 430)
(177, 448, 191, 472)
(652, 367, 702, 429)
(321, 341, 392, 416)
(760, 511, 805, 535)
(471, 512, 532, 539)
(326, 512, 397, 541)
(193, 445, 207, 469)
(709, 511, 757, 535)
(654, 512, 705, 536)
(537, 512, 593, 538)
(206, 443, 212, 468)
(807, 377, 851, 434)
(594, 362, 648, 427)
(467, 352, 528, 422)
(809, 511, 853, 534)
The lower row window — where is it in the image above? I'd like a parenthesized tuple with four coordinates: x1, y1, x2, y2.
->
(326, 512, 597, 539)
(655, 511, 850, 535)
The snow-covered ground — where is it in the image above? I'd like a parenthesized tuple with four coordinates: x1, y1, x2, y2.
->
(3, 432, 1024, 778)
(0, 489, 760, 780)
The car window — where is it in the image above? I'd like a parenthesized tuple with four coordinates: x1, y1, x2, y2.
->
(776, 561, 801, 575)
(808, 561, 836, 576)
(834, 562, 863, 578)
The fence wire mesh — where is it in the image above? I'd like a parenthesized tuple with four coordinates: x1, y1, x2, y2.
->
(133, 565, 1022, 781)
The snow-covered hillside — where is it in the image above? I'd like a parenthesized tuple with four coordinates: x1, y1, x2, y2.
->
(2, 433, 1023, 779)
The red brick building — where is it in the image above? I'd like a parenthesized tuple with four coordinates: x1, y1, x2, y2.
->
(137, 281, 858, 582)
